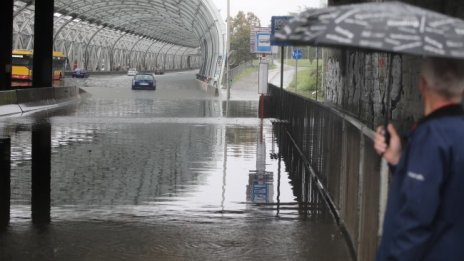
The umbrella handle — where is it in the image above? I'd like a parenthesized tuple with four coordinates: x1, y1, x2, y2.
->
(383, 122, 391, 147)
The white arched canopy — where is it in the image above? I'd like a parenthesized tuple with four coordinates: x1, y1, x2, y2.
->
(12, 0, 225, 80)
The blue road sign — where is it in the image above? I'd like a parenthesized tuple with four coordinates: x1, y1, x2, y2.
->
(271, 16, 293, 46)
(292, 49, 303, 60)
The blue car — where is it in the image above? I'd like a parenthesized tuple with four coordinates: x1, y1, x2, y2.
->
(132, 74, 156, 90)
(71, 68, 89, 78)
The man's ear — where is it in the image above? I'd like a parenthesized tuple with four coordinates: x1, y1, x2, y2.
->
(419, 75, 428, 95)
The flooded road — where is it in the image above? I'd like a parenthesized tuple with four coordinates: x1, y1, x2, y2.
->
(0, 72, 351, 260)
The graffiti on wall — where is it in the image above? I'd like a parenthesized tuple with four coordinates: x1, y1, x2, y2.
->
(324, 50, 423, 131)
(325, 58, 343, 105)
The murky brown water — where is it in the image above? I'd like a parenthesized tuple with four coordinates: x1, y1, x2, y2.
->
(0, 72, 351, 260)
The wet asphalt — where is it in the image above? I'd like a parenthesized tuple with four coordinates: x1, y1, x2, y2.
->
(0, 71, 351, 261)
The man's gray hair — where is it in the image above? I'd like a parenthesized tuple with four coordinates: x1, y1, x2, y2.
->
(421, 58, 464, 98)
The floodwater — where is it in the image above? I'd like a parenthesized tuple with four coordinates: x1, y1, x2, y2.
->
(0, 72, 351, 260)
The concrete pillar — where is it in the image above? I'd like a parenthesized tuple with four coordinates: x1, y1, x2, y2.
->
(0, 138, 11, 228)
(0, 0, 14, 90)
(32, 0, 55, 88)
(31, 122, 51, 224)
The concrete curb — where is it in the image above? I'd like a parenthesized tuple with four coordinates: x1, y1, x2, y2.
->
(0, 86, 80, 117)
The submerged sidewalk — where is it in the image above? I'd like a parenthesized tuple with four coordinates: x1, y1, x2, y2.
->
(221, 62, 295, 101)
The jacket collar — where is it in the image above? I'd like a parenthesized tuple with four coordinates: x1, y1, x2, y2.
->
(416, 104, 464, 128)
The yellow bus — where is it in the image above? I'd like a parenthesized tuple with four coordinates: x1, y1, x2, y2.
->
(12, 49, 67, 81)
(52, 51, 67, 80)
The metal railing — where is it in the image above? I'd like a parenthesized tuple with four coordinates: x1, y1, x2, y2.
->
(222, 60, 255, 86)
(268, 84, 389, 261)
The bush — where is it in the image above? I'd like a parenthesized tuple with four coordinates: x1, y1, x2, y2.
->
(288, 63, 324, 99)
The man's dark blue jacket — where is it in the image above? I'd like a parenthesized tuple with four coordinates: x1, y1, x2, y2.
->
(376, 105, 464, 261)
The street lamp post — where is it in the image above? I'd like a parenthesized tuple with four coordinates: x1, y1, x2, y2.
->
(226, 0, 231, 100)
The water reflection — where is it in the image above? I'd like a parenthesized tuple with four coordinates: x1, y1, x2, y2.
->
(1, 119, 332, 226)
(223, 100, 258, 118)
(246, 171, 274, 203)
(0, 121, 53, 228)
(31, 121, 51, 225)
(246, 119, 274, 204)
(273, 122, 329, 220)
(0, 74, 349, 259)
(77, 99, 225, 118)
(0, 138, 10, 228)
(1, 119, 315, 224)
(11, 80, 65, 88)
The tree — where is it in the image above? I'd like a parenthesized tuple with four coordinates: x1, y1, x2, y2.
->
(230, 11, 261, 66)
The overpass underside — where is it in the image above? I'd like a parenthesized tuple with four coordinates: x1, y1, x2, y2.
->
(1, 0, 225, 88)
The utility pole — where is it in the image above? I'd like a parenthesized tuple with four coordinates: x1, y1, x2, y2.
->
(295, 55, 298, 90)
(316, 47, 318, 101)
(226, 0, 231, 101)
(0, 0, 14, 90)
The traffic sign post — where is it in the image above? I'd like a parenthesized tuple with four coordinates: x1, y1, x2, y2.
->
(271, 16, 293, 118)
(316, 47, 318, 101)
(250, 27, 272, 97)
(292, 49, 303, 90)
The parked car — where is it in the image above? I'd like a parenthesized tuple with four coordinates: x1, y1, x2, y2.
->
(154, 67, 165, 75)
(132, 73, 156, 90)
(71, 68, 89, 78)
(127, 68, 137, 76)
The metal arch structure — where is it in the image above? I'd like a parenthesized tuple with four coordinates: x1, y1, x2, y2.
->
(11, 0, 225, 80)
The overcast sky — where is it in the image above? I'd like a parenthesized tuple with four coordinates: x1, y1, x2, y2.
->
(210, 0, 325, 26)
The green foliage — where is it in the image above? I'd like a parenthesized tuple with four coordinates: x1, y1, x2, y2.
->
(234, 66, 258, 82)
(281, 47, 322, 63)
(230, 11, 261, 66)
(288, 61, 324, 99)
(286, 59, 319, 67)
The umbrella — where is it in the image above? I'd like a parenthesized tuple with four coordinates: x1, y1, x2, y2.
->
(274, 1, 464, 58)
(273, 1, 464, 142)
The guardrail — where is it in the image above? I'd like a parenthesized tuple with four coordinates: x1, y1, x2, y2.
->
(268, 84, 389, 261)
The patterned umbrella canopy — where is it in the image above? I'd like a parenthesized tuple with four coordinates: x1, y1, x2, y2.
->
(274, 1, 464, 58)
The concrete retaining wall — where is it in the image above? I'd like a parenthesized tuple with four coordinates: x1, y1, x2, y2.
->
(0, 86, 80, 117)
(324, 51, 424, 133)
(64, 68, 198, 77)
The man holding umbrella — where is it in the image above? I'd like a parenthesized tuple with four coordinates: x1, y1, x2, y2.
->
(374, 57, 464, 260)
(274, 1, 464, 260)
